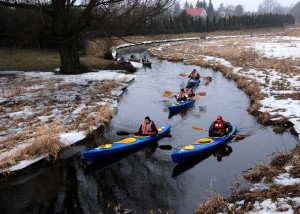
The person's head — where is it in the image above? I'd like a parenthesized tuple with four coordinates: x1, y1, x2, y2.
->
(192, 69, 196, 73)
(181, 88, 184, 92)
(186, 86, 190, 89)
(217, 154, 222, 162)
(144, 116, 151, 124)
(217, 116, 223, 122)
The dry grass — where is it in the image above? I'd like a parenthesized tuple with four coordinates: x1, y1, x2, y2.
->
(149, 25, 300, 126)
(0, 71, 123, 171)
(194, 195, 227, 214)
(96, 79, 122, 93)
(0, 122, 63, 169)
(195, 145, 300, 213)
(243, 165, 282, 183)
(226, 184, 300, 212)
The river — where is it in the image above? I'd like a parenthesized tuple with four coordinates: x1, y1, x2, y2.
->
(0, 45, 298, 214)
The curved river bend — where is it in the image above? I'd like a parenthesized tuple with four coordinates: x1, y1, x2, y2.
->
(0, 46, 298, 214)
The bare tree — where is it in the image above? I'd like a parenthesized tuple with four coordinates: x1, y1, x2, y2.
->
(257, 0, 281, 13)
(234, 4, 244, 16)
(0, 0, 174, 74)
(290, 2, 300, 23)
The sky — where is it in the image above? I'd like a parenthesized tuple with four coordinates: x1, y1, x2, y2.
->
(184, 0, 298, 12)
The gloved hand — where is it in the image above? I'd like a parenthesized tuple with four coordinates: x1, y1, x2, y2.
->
(150, 133, 157, 136)
(134, 132, 139, 135)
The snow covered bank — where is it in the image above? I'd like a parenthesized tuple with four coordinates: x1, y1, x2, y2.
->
(0, 70, 134, 172)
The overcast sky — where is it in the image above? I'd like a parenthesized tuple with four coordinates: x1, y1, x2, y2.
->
(185, 0, 298, 12)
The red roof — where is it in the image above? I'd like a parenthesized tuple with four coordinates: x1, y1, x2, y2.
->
(185, 8, 205, 17)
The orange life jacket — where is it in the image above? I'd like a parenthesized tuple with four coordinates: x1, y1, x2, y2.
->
(141, 121, 154, 134)
(178, 91, 186, 99)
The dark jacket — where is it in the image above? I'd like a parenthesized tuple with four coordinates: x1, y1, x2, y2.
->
(208, 120, 232, 137)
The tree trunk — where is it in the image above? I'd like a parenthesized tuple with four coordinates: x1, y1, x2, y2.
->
(58, 39, 88, 74)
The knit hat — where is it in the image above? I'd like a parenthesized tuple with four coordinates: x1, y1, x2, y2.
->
(145, 116, 150, 120)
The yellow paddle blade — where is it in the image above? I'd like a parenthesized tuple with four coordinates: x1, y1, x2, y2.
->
(179, 73, 188, 77)
(182, 145, 195, 150)
(198, 92, 206, 96)
(193, 96, 200, 100)
(192, 126, 208, 131)
(116, 137, 136, 144)
(98, 144, 112, 149)
(194, 138, 213, 144)
(233, 134, 245, 141)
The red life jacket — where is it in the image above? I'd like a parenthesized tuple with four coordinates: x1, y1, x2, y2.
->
(213, 121, 225, 133)
(178, 91, 186, 99)
(141, 121, 154, 134)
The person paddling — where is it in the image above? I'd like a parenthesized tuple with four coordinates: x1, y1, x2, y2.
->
(185, 86, 195, 97)
(208, 116, 232, 137)
(188, 69, 200, 80)
(135, 116, 158, 136)
(175, 89, 188, 101)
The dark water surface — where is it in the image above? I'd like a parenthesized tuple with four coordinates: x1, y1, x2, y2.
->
(0, 46, 299, 214)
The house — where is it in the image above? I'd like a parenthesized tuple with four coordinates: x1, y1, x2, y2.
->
(184, 8, 207, 19)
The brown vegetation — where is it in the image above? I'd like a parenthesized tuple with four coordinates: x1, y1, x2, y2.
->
(0, 74, 126, 170)
(148, 26, 300, 128)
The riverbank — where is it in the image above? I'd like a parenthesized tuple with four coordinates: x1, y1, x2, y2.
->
(147, 26, 300, 213)
(0, 70, 134, 174)
(0, 26, 299, 212)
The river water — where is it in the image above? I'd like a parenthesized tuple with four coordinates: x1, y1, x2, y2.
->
(0, 46, 299, 214)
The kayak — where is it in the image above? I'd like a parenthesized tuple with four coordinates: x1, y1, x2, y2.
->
(82, 124, 171, 161)
(171, 124, 237, 163)
(187, 78, 200, 87)
(142, 61, 152, 67)
(168, 98, 195, 112)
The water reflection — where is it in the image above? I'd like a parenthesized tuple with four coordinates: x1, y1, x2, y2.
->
(84, 141, 173, 175)
(85, 143, 150, 175)
(212, 144, 233, 162)
(172, 144, 233, 178)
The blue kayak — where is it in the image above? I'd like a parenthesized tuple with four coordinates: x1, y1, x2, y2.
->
(187, 78, 200, 87)
(83, 125, 171, 161)
(171, 124, 237, 163)
(168, 99, 195, 112)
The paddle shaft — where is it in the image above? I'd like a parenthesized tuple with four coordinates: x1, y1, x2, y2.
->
(192, 126, 245, 138)
(116, 131, 172, 138)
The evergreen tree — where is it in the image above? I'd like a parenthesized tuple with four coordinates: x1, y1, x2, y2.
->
(207, 0, 214, 14)
(184, 1, 189, 8)
(173, 1, 181, 16)
(203, 0, 207, 9)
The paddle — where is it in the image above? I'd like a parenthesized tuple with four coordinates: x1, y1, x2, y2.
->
(116, 131, 172, 138)
(163, 91, 206, 97)
(191, 125, 245, 140)
(179, 73, 212, 80)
